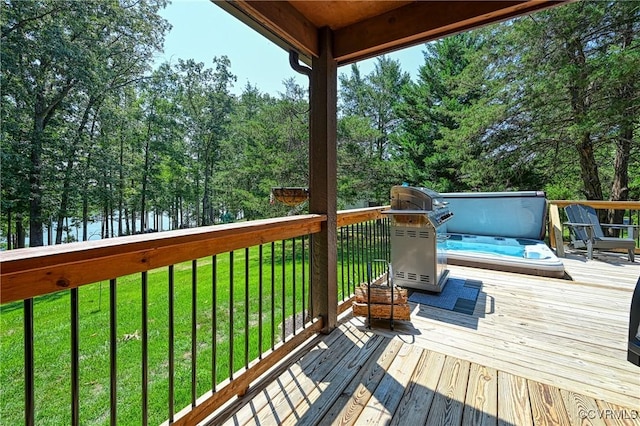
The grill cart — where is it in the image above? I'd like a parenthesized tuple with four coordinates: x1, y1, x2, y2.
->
(383, 186, 454, 293)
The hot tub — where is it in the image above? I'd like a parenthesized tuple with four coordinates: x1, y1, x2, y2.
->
(429, 191, 566, 278)
(444, 233, 565, 278)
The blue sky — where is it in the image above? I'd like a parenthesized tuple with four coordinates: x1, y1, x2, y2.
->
(155, 0, 427, 96)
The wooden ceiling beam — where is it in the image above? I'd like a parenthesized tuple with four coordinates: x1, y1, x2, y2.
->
(215, 0, 319, 62)
(333, 0, 564, 65)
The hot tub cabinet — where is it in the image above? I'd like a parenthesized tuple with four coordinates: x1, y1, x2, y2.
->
(440, 191, 565, 278)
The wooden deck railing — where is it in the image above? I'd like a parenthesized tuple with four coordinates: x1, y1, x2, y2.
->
(547, 200, 640, 256)
(6, 200, 636, 424)
(0, 207, 390, 425)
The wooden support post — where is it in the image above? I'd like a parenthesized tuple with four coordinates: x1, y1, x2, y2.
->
(548, 203, 564, 257)
(309, 27, 338, 333)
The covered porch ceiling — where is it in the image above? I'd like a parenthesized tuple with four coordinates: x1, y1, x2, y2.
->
(214, 0, 567, 65)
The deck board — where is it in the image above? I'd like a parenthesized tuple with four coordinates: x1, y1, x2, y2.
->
(560, 390, 606, 426)
(462, 363, 497, 426)
(528, 380, 572, 425)
(424, 356, 470, 426)
(389, 350, 445, 425)
(356, 343, 423, 425)
(497, 372, 533, 426)
(206, 257, 640, 426)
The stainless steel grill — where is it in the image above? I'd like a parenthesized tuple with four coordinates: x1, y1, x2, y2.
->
(383, 186, 454, 292)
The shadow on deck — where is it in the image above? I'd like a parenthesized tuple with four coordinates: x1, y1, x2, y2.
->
(206, 260, 640, 425)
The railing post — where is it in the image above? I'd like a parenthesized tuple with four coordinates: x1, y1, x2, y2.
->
(310, 26, 337, 333)
(549, 203, 565, 257)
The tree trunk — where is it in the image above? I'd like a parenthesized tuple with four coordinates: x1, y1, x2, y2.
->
(55, 165, 73, 244)
(124, 207, 131, 235)
(141, 120, 152, 231)
(110, 183, 115, 238)
(610, 130, 631, 203)
(7, 209, 12, 250)
(608, 16, 635, 233)
(29, 110, 45, 247)
(608, 127, 632, 234)
(29, 81, 75, 247)
(576, 132, 603, 201)
(566, 36, 604, 206)
(82, 190, 89, 241)
(55, 97, 96, 244)
(118, 130, 124, 237)
(203, 165, 211, 226)
(195, 152, 201, 226)
(82, 151, 91, 241)
(103, 175, 109, 238)
(16, 214, 26, 248)
(130, 207, 136, 235)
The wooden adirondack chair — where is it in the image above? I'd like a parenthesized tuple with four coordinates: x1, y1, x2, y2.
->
(564, 204, 636, 262)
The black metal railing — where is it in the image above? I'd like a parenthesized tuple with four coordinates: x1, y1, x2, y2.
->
(0, 215, 326, 426)
(0, 209, 392, 425)
(337, 216, 391, 305)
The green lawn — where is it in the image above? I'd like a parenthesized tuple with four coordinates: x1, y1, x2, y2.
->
(0, 227, 387, 425)
(0, 243, 311, 425)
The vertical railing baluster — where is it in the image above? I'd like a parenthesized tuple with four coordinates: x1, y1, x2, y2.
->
(371, 221, 376, 277)
(292, 237, 297, 332)
(389, 217, 392, 259)
(385, 217, 389, 261)
(346, 225, 352, 296)
(380, 218, 385, 263)
(353, 223, 358, 286)
(24, 298, 34, 426)
(302, 235, 306, 326)
(71, 288, 79, 426)
(384, 217, 388, 260)
(379, 219, 384, 271)
(374, 219, 379, 275)
(340, 227, 345, 301)
(258, 246, 263, 357)
(372, 221, 377, 274)
(309, 234, 314, 319)
(244, 247, 249, 368)
(109, 279, 117, 425)
(191, 260, 197, 407)
(212, 255, 217, 391)
(356, 222, 362, 285)
(141, 271, 148, 426)
(367, 221, 372, 275)
(362, 221, 368, 275)
(270, 242, 275, 350)
(281, 239, 286, 342)
(168, 266, 175, 423)
(229, 251, 234, 380)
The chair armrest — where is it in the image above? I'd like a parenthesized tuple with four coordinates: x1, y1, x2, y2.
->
(563, 222, 595, 242)
(563, 222, 594, 228)
(563, 222, 593, 230)
(600, 224, 638, 239)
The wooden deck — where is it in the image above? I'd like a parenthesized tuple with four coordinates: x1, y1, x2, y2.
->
(206, 253, 640, 425)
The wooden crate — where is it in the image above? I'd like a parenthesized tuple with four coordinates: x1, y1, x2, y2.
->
(352, 302, 411, 321)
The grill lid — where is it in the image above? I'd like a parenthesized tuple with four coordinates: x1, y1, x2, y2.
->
(390, 186, 447, 211)
(384, 186, 453, 228)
